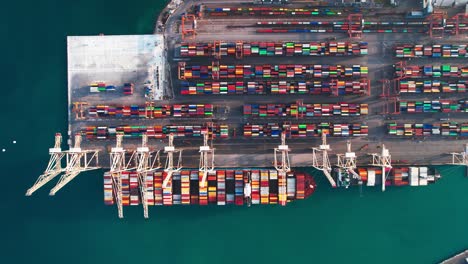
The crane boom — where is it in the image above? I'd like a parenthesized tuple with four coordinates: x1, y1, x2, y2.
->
(274, 132, 290, 206)
(136, 134, 161, 219)
(163, 133, 182, 188)
(199, 132, 215, 188)
(451, 143, 468, 165)
(26, 133, 65, 196)
(49, 134, 100, 195)
(107, 133, 137, 218)
(312, 133, 336, 187)
(370, 144, 392, 191)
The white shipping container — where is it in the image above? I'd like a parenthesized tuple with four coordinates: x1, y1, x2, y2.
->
(90, 87, 100, 93)
(409, 167, 419, 186)
(367, 170, 375, 186)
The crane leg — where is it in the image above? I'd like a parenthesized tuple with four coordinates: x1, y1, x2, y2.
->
(138, 172, 149, 219)
(49, 171, 80, 196)
(26, 170, 62, 196)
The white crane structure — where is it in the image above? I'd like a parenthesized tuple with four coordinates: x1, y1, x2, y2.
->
(136, 134, 160, 219)
(49, 133, 100, 196)
(108, 133, 136, 218)
(337, 140, 361, 180)
(369, 144, 392, 192)
(26, 133, 65, 196)
(451, 143, 468, 166)
(336, 140, 363, 193)
(274, 132, 290, 206)
(312, 133, 336, 187)
(162, 133, 182, 188)
(199, 132, 215, 188)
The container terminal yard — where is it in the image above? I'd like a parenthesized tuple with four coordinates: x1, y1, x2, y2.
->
(25, 0, 468, 218)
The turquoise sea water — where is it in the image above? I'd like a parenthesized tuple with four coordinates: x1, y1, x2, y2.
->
(1, 1, 468, 263)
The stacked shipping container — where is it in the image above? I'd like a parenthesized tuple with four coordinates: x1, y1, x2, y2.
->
(243, 103, 368, 117)
(399, 100, 468, 113)
(180, 80, 369, 95)
(87, 104, 214, 118)
(179, 64, 368, 80)
(395, 44, 468, 58)
(82, 124, 229, 139)
(243, 123, 369, 137)
(399, 80, 467, 93)
(388, 122, 468, 137)
(180, 41, 368, 57)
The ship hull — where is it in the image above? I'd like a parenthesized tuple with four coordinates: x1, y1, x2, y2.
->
(333, 166, 440, 188)
(104, 169, 316, 206)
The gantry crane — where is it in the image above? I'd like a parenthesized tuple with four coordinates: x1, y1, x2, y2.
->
(49, 133, 100, 195)
(26, 133, 65, 196)
(451, 143, 468, 166)
(181, 14, 197, 39)
(369, 144, 392, 192)
(336, 140, 362, 191)
(108, 133, 136, 218)
(274, 132, 290, 206)
(136, 134, 161, 219)
(162, 133, 182, 188)
(73, 102, 88, 120)
(199, 132, 215, 188)
(312, 133, 336, 187)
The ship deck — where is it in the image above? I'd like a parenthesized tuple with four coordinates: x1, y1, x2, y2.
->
(67, 0, 468, 169)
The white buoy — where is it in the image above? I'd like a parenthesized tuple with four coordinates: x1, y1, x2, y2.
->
(2, 149, 5, 152)
(13, 141, 16, 144)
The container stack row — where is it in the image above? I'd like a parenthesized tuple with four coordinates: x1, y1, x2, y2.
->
(205, 7, 341, 17)
(234, 171, 244, 205)
(217, 171, 226, 205)
(251, 171, 260, 205)
(286, 173, 296, 200)
(395, 65, 468, 78)
(154, 171, 163, 205)
(199, 172, 208, 205)
(146, 172, 154, 206)
(295, 173, 305, 200)
(399, 80, 467, 93)
(208, 172, 217, 204)
(172, 173, 181, 205)
(162, 172, 173, 205)
(103, 172, 114, 205)
(179, 64, 369, 79)
(399, 100, 468, 113)
(225, 171, 235, 205)
(122, 172, 130, 206)
(181, 171, 190, 205)
(87, 104, 214, 118)
(243, 123, 369, 138)
(335, 167, 438, 187)
(129, 172, 139, 206)
(243, 103, 368, 117)
(180, 80, 369, 95)
(392, 168, 409, 186)
(89, 82, 116, 93)
(395, 44, 468, 58)
(269, 170, 278, 204)
(260, 170, 269, 204)
(180, 41, 368, 57)
(357, 167, 381, 187)
(387, 122, 468, 137)
(256, 21, 428, 34)
(82, 124, 229, 139)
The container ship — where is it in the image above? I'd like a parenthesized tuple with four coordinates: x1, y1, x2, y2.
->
(104, 169, 316, 206)
(333, 166, 441, 188)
